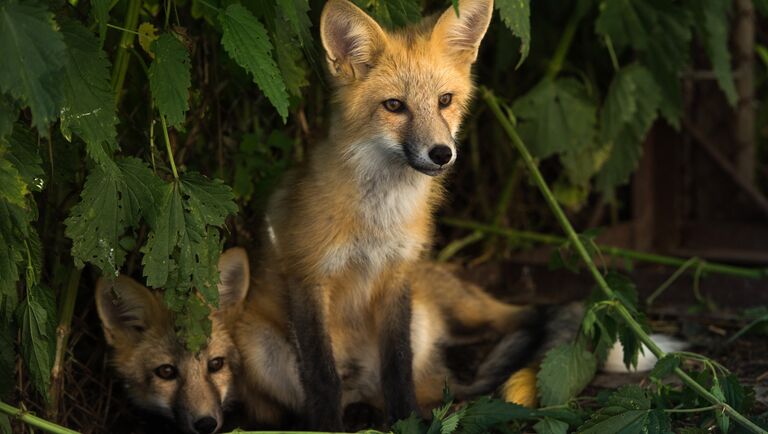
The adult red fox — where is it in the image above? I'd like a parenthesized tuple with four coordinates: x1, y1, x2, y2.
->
(256, 0, 495, 428)
(225, 248, 582, 428)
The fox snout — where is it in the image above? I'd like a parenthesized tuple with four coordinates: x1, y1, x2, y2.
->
(404, 142, 456, 176)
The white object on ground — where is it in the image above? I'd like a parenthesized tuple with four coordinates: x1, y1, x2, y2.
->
(602, 333, 689, 373)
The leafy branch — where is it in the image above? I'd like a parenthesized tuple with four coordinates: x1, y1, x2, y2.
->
(481, 86, 766, 434)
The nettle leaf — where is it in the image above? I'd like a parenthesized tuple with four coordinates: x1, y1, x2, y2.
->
(596, 0, 691, 126)
(533, 417, 568, 434)
(17, 283, 56, 401)
(141, 173, 236, 350)
(138, 23, 159, 57)
(59, 21, 119, 168)
(149, 33, 191, 128)
(537, 340, 597, 406)
(393, 413, 427, 434)
(220, 4, 289, 121)
(495, 0, 530, 67)
(91, 0, 112, 44)
(272, 20, 308, 97)
(596, 65, 661, 191)
(579, 385, 672, 434)
(512, 78, 597, 159)
(649, 354, 680, 381)
(65, 158, 160, 276)
(0, 153, 27, 208)
(5, 125, 45, 193)
(0, 2, 65, 133)
(0, 200, 28, 318)
(276, 0, 312, 48)
(688, 0, 737, 106)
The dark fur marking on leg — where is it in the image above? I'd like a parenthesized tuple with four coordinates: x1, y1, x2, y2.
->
(379, 286, 418, 425)
(287, 284, 343, 431)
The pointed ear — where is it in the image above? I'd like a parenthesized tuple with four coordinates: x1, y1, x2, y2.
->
(217, 247, 250, 309)
(432, 0, 494, 63)
(95, 276, 162, 345)
(320, 0, 387, 79)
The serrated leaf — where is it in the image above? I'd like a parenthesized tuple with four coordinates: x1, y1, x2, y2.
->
(649, 354, 680, 380)
(138, 22, 159, 57)
(455, 397, 530, 434)
(533, 417, 568, 434)
(512, 78, 597, 159)
(65, 158, 160, 276)
(353, 0, 421, 29)
(579, 385, 671, 434)
(496, 0, 530, 67)
(276, 0, 312, 47)
(220, 4, 289, 121)
(596, 65, 661, 190)
(91, 0, 111, 44)
(59, 21, 119, 168)
(5, 125, 45, 193)
(0, 156, 27, 208)
(272, 19, 308, 97)
(393, 412, 426, 434)
(596, 0, 691, 127)
(0, 200, 31, 320)
(688, 0, 737, 105)
(0, 2, 65, 133)
(149, 33, 191, 128)
(537, 340, 597, 406)
(17, 283, 56, 401)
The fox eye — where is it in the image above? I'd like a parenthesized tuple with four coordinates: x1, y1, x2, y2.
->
(383, 99, 406, 113)
(438, 93, 453, 108)
(154, 364, 177, 380)
(208, 357, 225, 373)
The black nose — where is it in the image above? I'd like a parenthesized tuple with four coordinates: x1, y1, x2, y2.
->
(428, 145, 453, 166)
(193, 416, 218, 434)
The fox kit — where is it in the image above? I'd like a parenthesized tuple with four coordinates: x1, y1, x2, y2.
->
(227, 248, 581, 428)
(258, 0, 494, 427)
(95, 249, 249, 434)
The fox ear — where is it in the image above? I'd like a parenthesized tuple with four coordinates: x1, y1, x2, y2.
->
(96, 276, 162, 345)
(217, 247, 250, 309)
(320, 0, 387, 79)
(432, 0, 494, 63)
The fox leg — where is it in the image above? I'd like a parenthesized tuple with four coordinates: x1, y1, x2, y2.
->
(378, 284, 419, 424)
(287, 282, 343, 430)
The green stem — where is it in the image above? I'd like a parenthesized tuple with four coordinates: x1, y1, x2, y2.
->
(481, 86, 767, 434)
(110, 0, 141, 104)
(646, 257, 700, 306)
(440, 218, 766, 280)
(160, 116, 179, 180)
(47, 269, 82, 417)
(0, 401, 80, 434)
(106, 23, 139, 35)
(665, 404, 720, 414)
(545, 2, 586, 80)
(604, 35, 620, 72)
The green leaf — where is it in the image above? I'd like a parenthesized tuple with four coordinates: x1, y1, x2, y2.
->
(649, 354, 680, 380)
(0, 154, 27, 208)
(17, 283, 56, 401)
(0, 2, 65, 133)
(91, 0, 112, 44)
(5, 125, 45, 193)
(756, 0, 768, 17)
(595, 0, 691, 126)
(65, 158, 160, 276)
(272, 18, 308, 97)
(495, 0, 531, 67)
(353, 0, 422, 29)
(220, 4, 289, 121)
(276, 0, 312, 48)
(59, 21, 118, 168)
(455, 397, 522, 434)
(596, 65, 661, 190)
(149, 33, 191, 128)
(688, 0, 737, 106)
(512, 78, 597, 159)
(533, 417, 568, 434)
(393, 412, 427, 434)
(141, 173, 236, 350)
(537, 340, 597, 406)
(579, 385, 672, 434)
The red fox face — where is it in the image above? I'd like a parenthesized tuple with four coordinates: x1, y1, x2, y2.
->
(320, 0, 493, 177)
(96, 249, 250, 434)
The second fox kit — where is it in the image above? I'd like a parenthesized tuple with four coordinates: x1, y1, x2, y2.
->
(259, 0, 495, 427)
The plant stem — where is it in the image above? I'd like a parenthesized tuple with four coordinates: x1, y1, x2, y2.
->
(160, 116, 179, 180)
(110, 0, 142, 104)
(481, 86, 767, 434)
(47, 268, 82, 419)
(646, 257, 700, 306)
(665, 404, 720, 414)
(0, 401, 80, 434)
(440, 218, 766, 280)
(545, 1, 588, 79)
